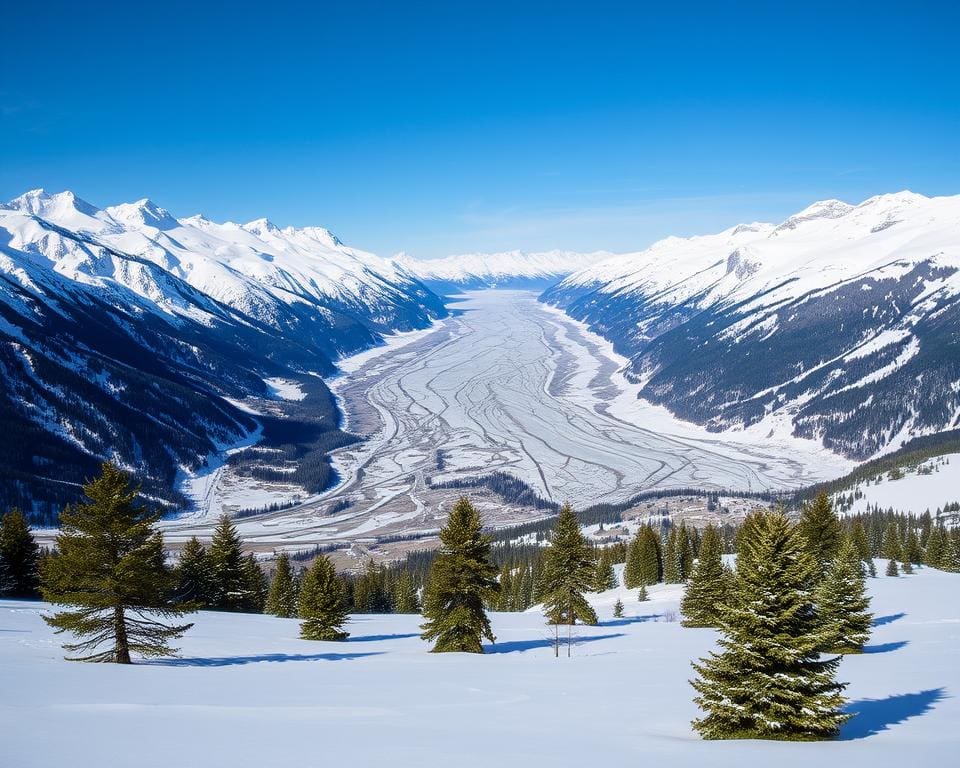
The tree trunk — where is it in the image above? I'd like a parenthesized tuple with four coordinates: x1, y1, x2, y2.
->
(114, 605, 131, 664)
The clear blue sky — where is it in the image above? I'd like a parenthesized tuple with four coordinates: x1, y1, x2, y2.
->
(2, 1, 957, 257)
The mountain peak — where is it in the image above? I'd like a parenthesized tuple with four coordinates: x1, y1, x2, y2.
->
(6, 188, 101, 219)
(105, 198, 179, 231)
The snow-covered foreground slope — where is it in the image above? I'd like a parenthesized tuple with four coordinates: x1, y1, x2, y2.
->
(3, 565, 957, 767)
(397, 249, 612, 291)
(543, 192, 960, 461)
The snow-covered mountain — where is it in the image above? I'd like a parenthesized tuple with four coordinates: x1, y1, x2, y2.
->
(542, 192, 960, 461)
(396, 249, 613, 292)
(0, 190, 446, 519)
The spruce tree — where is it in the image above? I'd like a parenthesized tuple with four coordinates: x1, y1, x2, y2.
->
(923, 525, 948, 568)
(663, 527, 680, 583)
(173, 537, 212, 606)
(637, 584, 648, 602)
(901, 558, 913, 574)
(691, 510, 848, 740)
(593, 550, 617, 592)
(815, 538, 872, 654)
(867, 558, 877, 578)
(0, 508, 40, 598)
(613, 598, 624, 618)
(40, 463, 194, 663)
(885, 558, 899, 577)
(420, 497, 499, 653)
(265, 552, 298, 618)
(638, 525, 662, 585)
(207, 515, 247, 611)
(677, 522, 694, 581)
(681, 525, 728, 628)
(299, 554, 350, 640)
(393, 571, 420, 613)
(798, 492, 843, 578)
(541, 504, 599, 641)
(882, 521, 903, 562)
(903, 528, 922, 564)
(242, 554, 268, 612)
(623, 530, 643, 588)
(850, 520, 872, 563)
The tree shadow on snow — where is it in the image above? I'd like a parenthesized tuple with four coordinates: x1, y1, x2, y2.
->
(348, 633, 420, 643)
(597, 614, 662, 628)
(862, 640, 908, 654)
(148, 651, 383, 667)
(483, 633, 625, 654)
(840, 688, 947, 740)
(872, 613, 906, 627)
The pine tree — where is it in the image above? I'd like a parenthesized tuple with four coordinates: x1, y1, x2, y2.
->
(663, 527, 680, 583)
(677, 522, 694, 581)
(623, 530, 644, 588)
(393, 571, 420, 613)
(39, 463, 194, 663)
(867, 558, 877, 578)
(799, 492, 843, 579)
(0, 508, 40, 598)
(885, 558, 899, 577)
(613, 598, 624, 618)
(923, 525, 948, 568)
(265, 552, 298, 618)
(903, 528, 922, 564)
(638, 525, 662, 585)
(691, 510, 848, 740)
(681, 525, 728, 628)
(882, 521, 903, 562)
(242, 554, 268, 612)
(637, 584, 649, 602)
(901, 558, 913, 574)
(850, 520, 872, 563)
(420, 497, 499, 653)
(173, 537, 212, 606)
(299, 554, 350, 640)
(592, 549, 617, 592)
(815, 539, 872, 654)
(207, 515, 247, 611)
(541, 504, 599, 651)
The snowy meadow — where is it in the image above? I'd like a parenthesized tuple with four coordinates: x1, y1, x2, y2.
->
(3, 563, 956, 768)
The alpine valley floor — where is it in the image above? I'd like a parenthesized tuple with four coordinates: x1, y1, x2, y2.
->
(160, 291, 851, 550)
(2, 563, 957, 768)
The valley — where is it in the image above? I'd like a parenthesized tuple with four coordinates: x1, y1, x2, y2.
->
(159, 291, 851, 553)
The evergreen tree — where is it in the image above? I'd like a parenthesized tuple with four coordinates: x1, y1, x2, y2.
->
(207, 515, 247, 611)
(903, 528, 922, 563)
(923, 525, 948, 568)
(40, 463, 194, 663)
(613, 598, 624, 618)
(0, 508, 40, 598)
(814, 539, 872, 654)
(849, 520, 872, 563)
(497, 564, 513, 610)
(623, 530, 644, 588)
(681, 525, 728, 628)
(867, 558, 877, 578)
(882, 521, 903, 562)
(592, 549, 617, 592)
(541, 504, 599, 643)
(885, 558, 899, 577)
(393, 571, 420, 613)
(299, 554, 350, 640)
(173, 537, 212, 607)
(798, 492, 843, 579)
(638, 525, 662, 585)
(677, 522, 694, 581)
(690, 510, 848, 740)
(663, 527, 680, 583)
(637, 584, 648, 602)
(265, 552, 298, 618)
(901, 558, 913, 574)
(242, 554, 268, 613)
(420, 497, 499, 653)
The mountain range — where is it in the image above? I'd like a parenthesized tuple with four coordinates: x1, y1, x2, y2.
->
(542, 191, 960, 461)
(0, 190, 446, 521)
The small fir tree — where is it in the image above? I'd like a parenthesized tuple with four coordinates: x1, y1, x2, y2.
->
(901, 559, 913, 574)
(798, 492, 843, 579)
(613, 598, 624, 618)
(207, 515, 247, 612)
(849, 520, 872, 562)
(637, 584, 649, 602)
(420, 497, 499, 653)
(663, 527, 680, 584)
(593, 550, 617, 592)
(40, 463, 194, 663)
(638, 526, 662, 585)
(242, 554, 268, 612)
(623, 531, 644, 588)
(867, 558, 877, 578)
(299, 554, 350, 640)
(923, 525, 948, 568)
(690, 510, 848, 740)
(542, 504, 598, 656)
(173, 537, 212, 607)
(885, 558, 899, 577)
(814, 539, 872, 654)
(393, 571, 420, 613)
(0, 508, 40, 598)
(882, 521, 903, 562)
(265, 552, 298, 618)
(681, 525, 728, 628)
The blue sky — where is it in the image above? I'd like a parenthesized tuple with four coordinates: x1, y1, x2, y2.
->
(2, 1, 957, 257)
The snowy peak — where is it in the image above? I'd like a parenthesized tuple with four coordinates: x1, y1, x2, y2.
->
(6, 188, 102, 222)
(105, 198, 180, 231)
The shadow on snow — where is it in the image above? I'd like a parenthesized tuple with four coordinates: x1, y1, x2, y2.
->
(862, 641, 909, 654)
(484, 633, 625, 654)
(840, 688, 947, 740)
(872, 613, 906, 627)
(148, 651, 383, 667)
(597, 614, 663, 628)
